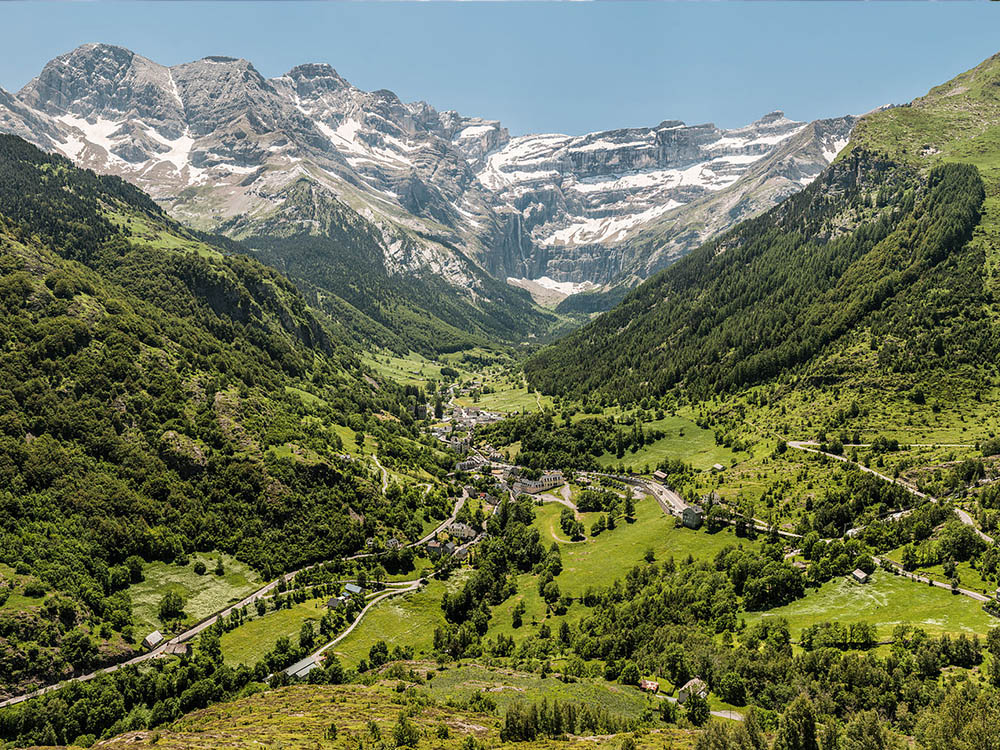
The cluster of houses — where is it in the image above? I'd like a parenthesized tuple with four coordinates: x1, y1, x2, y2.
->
(456, 454, 488, 473)
(451, 405, 502, 429)
(427, 520, 479, 560)
(326, 582, 364, 610)
(431, 425, 472, 455)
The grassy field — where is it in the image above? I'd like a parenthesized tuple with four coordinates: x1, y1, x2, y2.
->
(362, 351, 471, 389)
(882, 546, 996, 599)
(596, 413, 739, 472)
(220, 596, 328, 666)
(128, 553, 263, 636)
(486, 497, 755, 647)
(331, 580, 451, 667)
(455, 372, 554, 414)
(745, 571, 996, 639)
(424, 663, 660, 717)
(534, 496, 748, 593)
(89, 682, 696, 750)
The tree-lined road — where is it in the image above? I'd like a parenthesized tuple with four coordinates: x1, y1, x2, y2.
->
(788, 441, 994, 544)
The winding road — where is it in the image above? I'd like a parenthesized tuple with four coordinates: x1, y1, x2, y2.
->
(788, 441, 994, 544)
(285, 580, 423, 678)
(0, 490, 469, 710)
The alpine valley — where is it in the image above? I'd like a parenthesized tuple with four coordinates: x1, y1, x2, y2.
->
(7, 31, 1000, 750)
(0, 43, 855, 332)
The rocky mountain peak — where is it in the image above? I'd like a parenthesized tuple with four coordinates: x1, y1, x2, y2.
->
(18, 43, 186, 137)
(755, 110, 788, 124)
(285, 62, 349, 87)
(0, 44, 860, 304)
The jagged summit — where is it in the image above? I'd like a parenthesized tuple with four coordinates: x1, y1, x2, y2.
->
(0, 44, 857, 302)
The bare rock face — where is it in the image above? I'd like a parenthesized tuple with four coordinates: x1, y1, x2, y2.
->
(479, 111, 857, 284)
(0, 43, 858, 308)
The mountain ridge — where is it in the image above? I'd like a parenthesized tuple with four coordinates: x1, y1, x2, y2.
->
(0, 43, 857, 326)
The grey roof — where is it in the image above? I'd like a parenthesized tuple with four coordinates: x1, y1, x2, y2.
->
(344, 583, 363, 594)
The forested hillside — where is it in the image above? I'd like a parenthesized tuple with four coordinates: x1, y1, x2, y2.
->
(525, 153, 990, 402)
(0, 135, 448, 697)
(525, 54, 1000, 406)
(220, 178, 559, 356)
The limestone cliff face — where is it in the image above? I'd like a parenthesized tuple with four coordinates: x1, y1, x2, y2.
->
(477, 111, 857, 285)
(1, 43, 857, 308)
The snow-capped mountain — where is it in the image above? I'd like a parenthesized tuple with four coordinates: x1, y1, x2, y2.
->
(477, 111, 856, 284)
(0, 43, 857, 308)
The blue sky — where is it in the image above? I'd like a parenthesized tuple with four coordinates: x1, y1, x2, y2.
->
(1, 2, 998, 135)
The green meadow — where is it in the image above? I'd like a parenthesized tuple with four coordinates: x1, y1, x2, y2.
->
(744, 571, 996, 639)
(127, 553, 263, 636)
(219, 596, 328, 666)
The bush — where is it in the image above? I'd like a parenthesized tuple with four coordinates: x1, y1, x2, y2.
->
(393, 714, 420, 747)
(193, 561, 207, 575)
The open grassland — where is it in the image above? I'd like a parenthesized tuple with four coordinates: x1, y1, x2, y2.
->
(363, 350, 470, 388)
(745, 571, 996, 639)
(486, 498, 756, 647)
(128, 553, 263, 635)
(424, 663, 660, 717)
(882, 545, 996, 598)
(596, 413, 740, 472)
(87, 682, 696, 750)
(534, 496, 750, 593)
(332, 581, 450, 666)
(456, 372, 554, 414)
(107, 211, 225, 259)
(219, 596, 328, 666)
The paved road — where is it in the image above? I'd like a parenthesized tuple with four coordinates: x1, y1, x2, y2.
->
(410, 490, 467, 547)
(286, 582, 422, 678)
(0, 489, 469, 709)
(654, 693, 744, 722)
(788, 441, 994, 544)
(539, 486, 580, 518)
(372, 454, 389, 493)
(0, 569, 291, 709)
(641, 480, 687, 517)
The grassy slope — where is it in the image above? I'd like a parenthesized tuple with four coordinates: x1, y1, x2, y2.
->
(744, 570, 995, 639)
(331, 580, 451, 667)
(219, 595, 328, 666)
(84, 681, 695, 750)
(491, 498, 754, 647)
(595, 412, 740, 472)
(128, 554, 263, 636)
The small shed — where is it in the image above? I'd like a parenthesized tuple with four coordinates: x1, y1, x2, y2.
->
(712, 463, 725, 472)
(851, 569, 870, 584)
(639, 679, 659, 693)
(143, 630, 164, 650)
(344, 583, 363, 595)
(652, 470, 668, 482)
(678, 678, 708, 704)
(326, 596, 344, 609)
